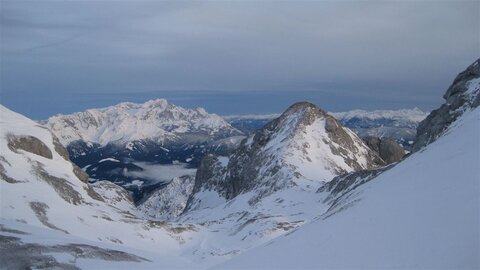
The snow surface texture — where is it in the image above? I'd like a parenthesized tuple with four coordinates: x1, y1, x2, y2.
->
(216, 107, 480, 269)
(45, 99, 242, 146)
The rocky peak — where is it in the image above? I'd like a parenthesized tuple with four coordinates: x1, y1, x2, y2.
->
(187, 101, 385, 207)
(413, 59, 480, 151)
(362, 136, 405, 164)
(184, 154, 229, 212)
(270, 101, 329, 129)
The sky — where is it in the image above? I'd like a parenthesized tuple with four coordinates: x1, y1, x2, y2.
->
(0, 0, 479, 119)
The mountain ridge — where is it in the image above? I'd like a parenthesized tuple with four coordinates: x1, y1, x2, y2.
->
(46, 98, 242, 146)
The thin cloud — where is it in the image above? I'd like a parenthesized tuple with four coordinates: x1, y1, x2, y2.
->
(21, 32, 86, 54)
(0, 1, 478, 118)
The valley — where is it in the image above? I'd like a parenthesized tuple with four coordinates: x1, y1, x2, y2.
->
(0, 59, 478, 269)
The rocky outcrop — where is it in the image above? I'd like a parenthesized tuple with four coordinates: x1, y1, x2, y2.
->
(191, 155, 229, 197)
(318, 165, 392, 200)
(362, 136, 405, 164)
(52, 135, 70, 160)
(0, 234, 148, 270)
(184, 155, 229, 212)
(72, 164, 89, 183)
(413, 59, 480, 151)
(138, 175, 195, 220)
(7, 135, 53, 159)
(5, 133, 90, 184)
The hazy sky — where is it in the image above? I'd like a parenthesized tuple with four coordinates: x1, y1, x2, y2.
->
(1, 0, 479, 119)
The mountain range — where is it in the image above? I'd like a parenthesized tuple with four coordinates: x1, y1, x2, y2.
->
(0, 59, 478, 269)
(43, 99, 243, 202)
(43, 98, 419, 203)
(226, 107, 428, 150)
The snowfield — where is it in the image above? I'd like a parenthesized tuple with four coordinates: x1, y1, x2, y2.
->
(216, 107, 480, 269)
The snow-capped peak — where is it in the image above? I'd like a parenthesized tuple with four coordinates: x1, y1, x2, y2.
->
(45, 99, 242, 146)
(188, 101, 385, 209)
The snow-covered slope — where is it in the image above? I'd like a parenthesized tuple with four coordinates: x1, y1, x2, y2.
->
(215, 105, 480, 270)
(0, 104, 202, 268)
(46, 99, 241, 146)
(165, 102, 388, 262)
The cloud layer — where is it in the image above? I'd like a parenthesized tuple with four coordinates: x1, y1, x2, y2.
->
(1, 1, 478, 117)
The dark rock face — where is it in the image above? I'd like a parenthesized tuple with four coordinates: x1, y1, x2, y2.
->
(7, 135, 53, 159)
(72, 164, 89, 183)
(5, 134, 90, 184)
(0, 232, 148, 270)
(0, 156, 20, 183)
(413, 59, 480, 151)
(317, 165, 394, 219)
(363, 136, 405, 164)
(184, 154, 228, 212)
(191, 154, 228, 196)
(318, 166, 391, 199)
(52, 135, 70, 160)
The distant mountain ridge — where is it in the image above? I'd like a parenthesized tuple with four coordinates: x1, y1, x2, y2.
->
(226, 108, 428, 149)
(46, 99, 242, 146)
(43, 99, 243, 202)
